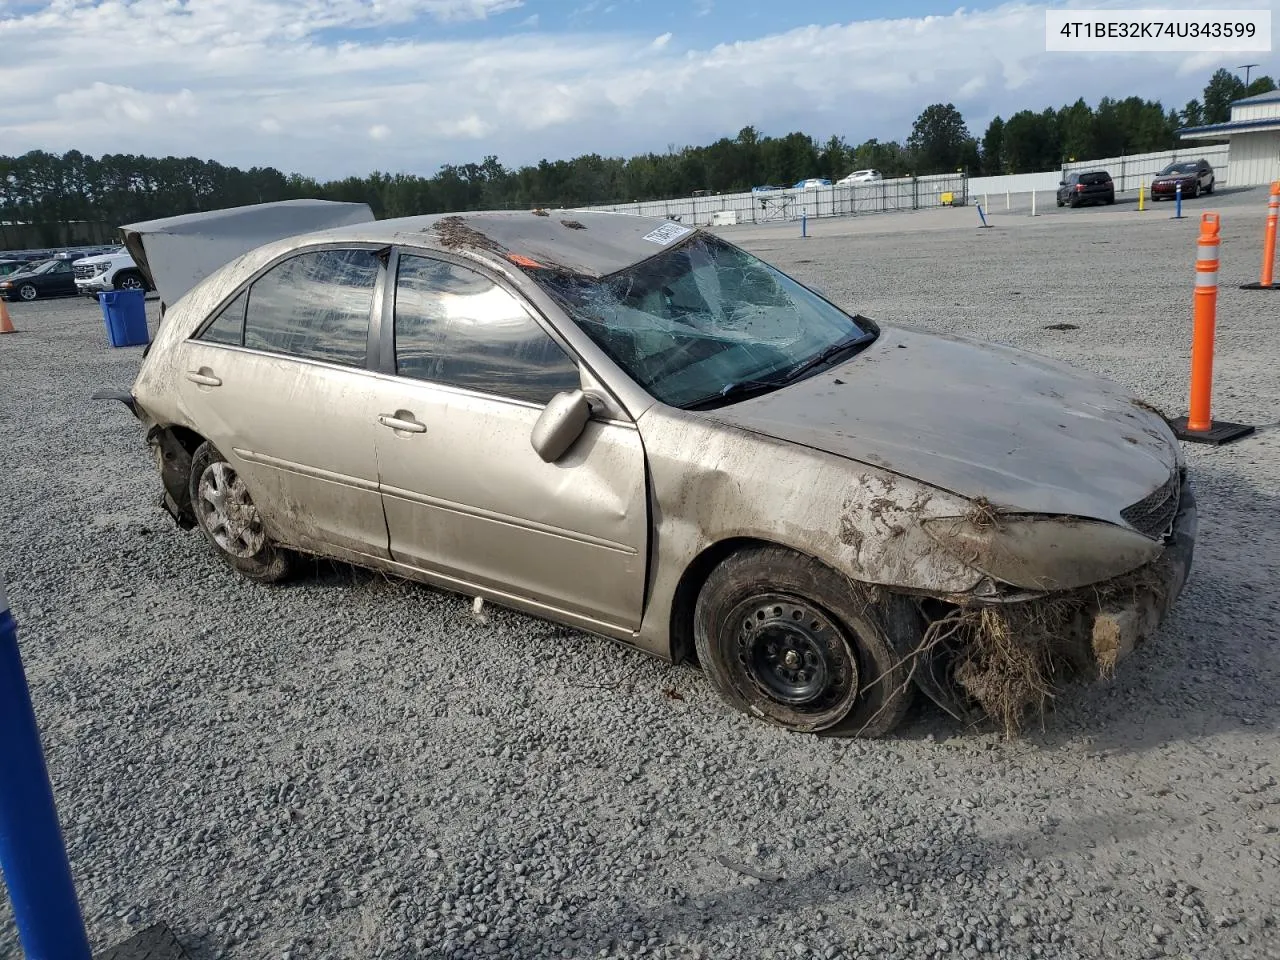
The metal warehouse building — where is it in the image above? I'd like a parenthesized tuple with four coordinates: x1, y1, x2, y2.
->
(1178, 90, 1280, 186)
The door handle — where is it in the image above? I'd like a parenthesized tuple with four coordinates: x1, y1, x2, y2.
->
(185, 369, 222, 387)
(377, 413, 426, 434)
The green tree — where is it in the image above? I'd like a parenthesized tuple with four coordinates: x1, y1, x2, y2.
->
(906, 103, 975, 174)
(1180, 99, 1204, 128)
(980, 117, 1005, 175)
(1057, 98, 1095, 161)
(1002, 109, 1059, 173)
(1203, 67, 1246, 123)
(1246, 75, 1277, 97)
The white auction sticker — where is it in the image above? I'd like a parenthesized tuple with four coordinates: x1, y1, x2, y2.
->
(1046, 9, 1271, 51)
(642, 222, 693, 244)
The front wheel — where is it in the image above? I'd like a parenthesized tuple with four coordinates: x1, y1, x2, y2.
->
(115, 272, 147, 292)
(189, 442, 291, 582)
(18, 283, 37, 301)
(694, 547, 915, 737)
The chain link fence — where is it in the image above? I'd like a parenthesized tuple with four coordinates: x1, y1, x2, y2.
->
(582, 173, 971, 226)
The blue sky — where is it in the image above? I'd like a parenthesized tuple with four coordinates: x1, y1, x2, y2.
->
(0, 0, 1271, 180)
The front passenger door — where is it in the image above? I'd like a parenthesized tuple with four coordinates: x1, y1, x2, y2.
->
(371, 253, 649, 630)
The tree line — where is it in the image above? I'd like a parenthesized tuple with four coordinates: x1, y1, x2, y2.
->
(1, 67, 1273, 235)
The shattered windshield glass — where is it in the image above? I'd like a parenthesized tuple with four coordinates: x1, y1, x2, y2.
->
(526, 233, 871, 409)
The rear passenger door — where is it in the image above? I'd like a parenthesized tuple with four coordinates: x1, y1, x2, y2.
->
(177, 247, 392, 560)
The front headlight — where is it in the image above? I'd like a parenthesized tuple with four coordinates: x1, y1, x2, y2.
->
(0, 282, 11, 289)
(95, 263, 110, 276)
(922, 513, 1162, 592)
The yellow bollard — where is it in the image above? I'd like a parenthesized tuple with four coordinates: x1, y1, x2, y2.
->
(1138, 182, 1145, 212)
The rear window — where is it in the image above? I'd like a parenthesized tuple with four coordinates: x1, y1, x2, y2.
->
(242, 249, 379, 367)
(1080, 172, 1111, 185)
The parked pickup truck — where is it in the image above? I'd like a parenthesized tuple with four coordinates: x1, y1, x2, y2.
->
(73, 248, 152, 297)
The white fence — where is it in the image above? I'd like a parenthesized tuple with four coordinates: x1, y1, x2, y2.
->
(1061, 144, 1230, 191)
(579, 143, 1232, 228)
(967, 171, 1062, 195)
(582, 173, 970, 226)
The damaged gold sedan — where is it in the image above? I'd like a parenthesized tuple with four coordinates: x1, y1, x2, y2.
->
(102, 206, 1195, 737)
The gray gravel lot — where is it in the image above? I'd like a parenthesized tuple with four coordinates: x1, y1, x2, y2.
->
(2, 188, 1278, 960)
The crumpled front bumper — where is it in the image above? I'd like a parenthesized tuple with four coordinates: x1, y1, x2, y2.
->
(1089, 474, 1196, 672)
(912, 475, 1198, 723)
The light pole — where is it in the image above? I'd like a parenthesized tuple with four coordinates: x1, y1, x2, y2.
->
(1239, 63, 1259, 88)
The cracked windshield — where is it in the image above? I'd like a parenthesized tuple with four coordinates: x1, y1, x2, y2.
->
(529, 233, 873, 409)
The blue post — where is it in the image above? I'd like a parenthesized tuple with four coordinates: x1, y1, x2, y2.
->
(1175, 182, 1183, 219)
(0, 576, 92, 960)
(801, 211, 807, 238)
(977, 203, 991, 228)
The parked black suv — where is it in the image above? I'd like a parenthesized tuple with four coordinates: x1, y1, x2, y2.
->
(1057, 170, 1116, 208)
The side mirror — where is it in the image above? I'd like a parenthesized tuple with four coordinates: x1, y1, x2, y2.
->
(530, 389, 592, 463)
(1058, 180, 1066, 186)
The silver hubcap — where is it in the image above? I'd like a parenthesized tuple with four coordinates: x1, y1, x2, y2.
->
(19, 285, 36, 301)
(197, 462, 266, 558)
(119, 277, 143, 290)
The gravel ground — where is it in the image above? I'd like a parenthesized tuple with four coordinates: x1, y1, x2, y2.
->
(2, 187, 1278, 960)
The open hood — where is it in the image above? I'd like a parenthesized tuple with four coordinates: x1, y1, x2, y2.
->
(120, 199, 375, 307)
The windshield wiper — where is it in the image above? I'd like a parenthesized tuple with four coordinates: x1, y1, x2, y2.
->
(682, 328, 877, 411)
(682, 374, 797, 411)
(779, 329, 877, 384)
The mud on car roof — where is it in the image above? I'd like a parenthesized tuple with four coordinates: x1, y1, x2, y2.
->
(285, 210, 700, 280)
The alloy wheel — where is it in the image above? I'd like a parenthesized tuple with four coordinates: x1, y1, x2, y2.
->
(196, 462, 267, 558)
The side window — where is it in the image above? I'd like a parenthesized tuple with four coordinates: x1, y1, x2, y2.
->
(242, 249, 378, 367)
(393, 255, 580, 405)
(198, 290, 248, 345)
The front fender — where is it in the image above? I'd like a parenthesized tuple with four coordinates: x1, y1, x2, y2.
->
(633, 406, 984, 657)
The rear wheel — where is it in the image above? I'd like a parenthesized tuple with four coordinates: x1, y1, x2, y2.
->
(189, 442, 291, 582)
(694, 546, 915, 737)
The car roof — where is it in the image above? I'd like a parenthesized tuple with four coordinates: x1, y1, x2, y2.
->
(279, 210, 696, 279)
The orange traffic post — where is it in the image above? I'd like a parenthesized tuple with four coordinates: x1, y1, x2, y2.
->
(1241, 180, 1280, 290)
(1172, 213, 1254, 445)
(0, 299, 15, 335)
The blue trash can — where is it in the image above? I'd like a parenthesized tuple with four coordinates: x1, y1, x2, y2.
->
(99, 289, 150, 348)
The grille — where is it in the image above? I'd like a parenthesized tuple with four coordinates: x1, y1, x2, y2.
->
(1121, 472, 1180, 540)
(73, 264, 96, 280)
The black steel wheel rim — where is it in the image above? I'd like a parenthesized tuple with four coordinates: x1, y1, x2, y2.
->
(730, 594, 857, 711)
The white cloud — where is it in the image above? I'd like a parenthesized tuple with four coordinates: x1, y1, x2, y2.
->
(0, 0, 1263, 180)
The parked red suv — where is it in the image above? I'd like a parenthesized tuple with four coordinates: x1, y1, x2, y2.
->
(1151, 159, 1215, 200)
